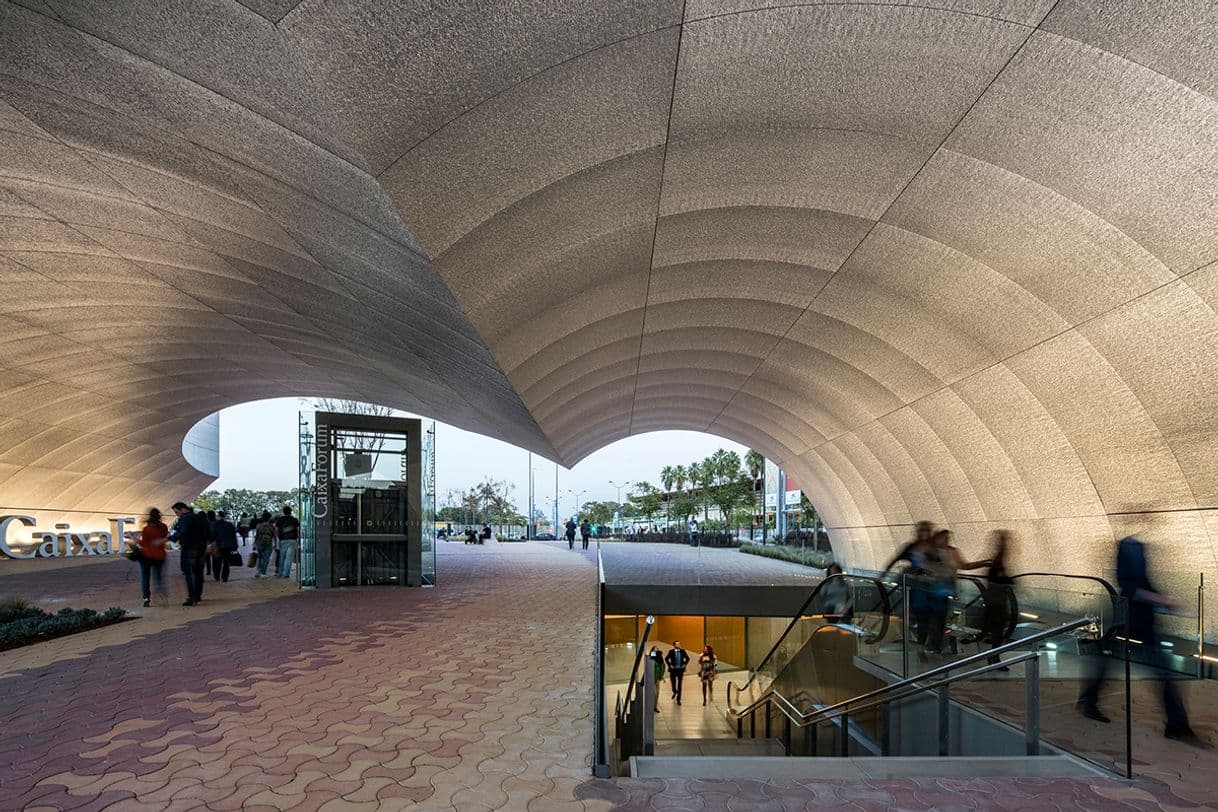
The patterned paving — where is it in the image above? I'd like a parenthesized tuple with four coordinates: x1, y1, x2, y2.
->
(0, 543, 1212, 810)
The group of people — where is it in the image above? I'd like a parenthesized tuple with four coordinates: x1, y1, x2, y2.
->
(564, 519, 592, 550)
(883, 522, 1008, 663)
(878, 521, 1205, 747)
(647, 642, 719, 708)
(131, 504, 301, 607)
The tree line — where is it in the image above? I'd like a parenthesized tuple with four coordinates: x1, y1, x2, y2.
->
(627, 448, 768, 532)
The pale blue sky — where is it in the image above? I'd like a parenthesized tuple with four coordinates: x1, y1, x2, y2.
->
(209, 398, 748, 516)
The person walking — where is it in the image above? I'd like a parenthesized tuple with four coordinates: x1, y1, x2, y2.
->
(237, 513, 250, 548)
(564, 519, 577, 550)
(136, 507, 169, 607)
(273, 506, 300, 579)
(212, 511, 238, 582)
(917, 529, 987, 657)
(698, 645, 718, 706)
(648, 646, 666, 713)
(1078, 536, 1208, 747)
(168, 502, 208, 606)
(983, 530, 1017, 669)
(480, 523, 492, 544)
(579, 520, 591, 550)
(253, 511, 276, 578)
(205, 509, 225, 580)
(664, 641, 690, 705)
(688, 518, 699, 547)
(202, 509, 216, 577)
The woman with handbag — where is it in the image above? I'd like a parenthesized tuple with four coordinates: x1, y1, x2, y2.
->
(137, 507, 169, 607)
(698, 646, 718, 705)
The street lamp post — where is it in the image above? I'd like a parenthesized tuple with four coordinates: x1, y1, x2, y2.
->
(527, 451, 534, 540)
(608, 480, 630, 534)
(567, 488, 587, 525)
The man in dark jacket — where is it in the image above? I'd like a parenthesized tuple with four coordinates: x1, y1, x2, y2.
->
(665, 642, 691, 705)
(564, 519, 577, 549)
(1078, 536, 1206, 747)
(212, 511, 239, 583)
(169, 502, 209, 605)
(579, 521, 591, 550)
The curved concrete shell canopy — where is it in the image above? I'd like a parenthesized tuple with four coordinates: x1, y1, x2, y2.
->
(1, 1, 1216, 594)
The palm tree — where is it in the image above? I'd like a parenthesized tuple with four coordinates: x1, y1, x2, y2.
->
(670, 465, 688, 530)
(745, 449, 765, 541)
(660, 465, 677, 529)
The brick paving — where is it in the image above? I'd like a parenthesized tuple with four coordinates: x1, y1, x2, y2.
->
(0, 542, 1211, 810)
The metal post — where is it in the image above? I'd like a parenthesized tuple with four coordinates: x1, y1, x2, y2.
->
(553, 465, 559, 540)
(806, 721, 816, 756)
(737, 714, 743, 738)
(1198, 572, 1205, 679)
(902, 572, 911, 678)
(839, 713, 849, 756)
(750, 708, 756, 738)
(1025, 649, 1040, 756)
(881, 701, 892, 757)
(642, 648, 655, 756)
(937, 685, 950, 756)
(1124, 600, 1133, 779)
(783, 715, 791, 756)
(527, 452, 534, 540)
(764, 699, 772, 738)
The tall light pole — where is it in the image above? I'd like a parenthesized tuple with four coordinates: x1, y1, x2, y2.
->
(608, 480, 630, 534)
(553, 464, 559, 537)
(567, 488, 587, 523)
(527, 451, 534, 540)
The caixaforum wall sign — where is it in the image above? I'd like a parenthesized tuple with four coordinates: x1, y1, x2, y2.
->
(0, 515, 138, 559)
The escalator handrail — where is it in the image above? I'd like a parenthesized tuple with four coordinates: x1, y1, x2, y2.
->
(953, 571, 1119, 615)
(732, 615, 1093, 720)
(619, 615, 654, 722)
(726, 572, 890, 704)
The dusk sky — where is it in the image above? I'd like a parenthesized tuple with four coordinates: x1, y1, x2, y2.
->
(208, 398, 749, 517)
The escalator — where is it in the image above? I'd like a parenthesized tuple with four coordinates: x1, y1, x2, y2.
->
(715, 569, 1163, 778)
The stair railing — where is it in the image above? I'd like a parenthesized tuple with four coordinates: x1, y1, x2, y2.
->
(732, 616, 1093, 759)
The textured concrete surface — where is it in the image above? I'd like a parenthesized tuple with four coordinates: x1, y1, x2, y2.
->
(2, 2, 1218, 630)
(0, 543, 1210, 810)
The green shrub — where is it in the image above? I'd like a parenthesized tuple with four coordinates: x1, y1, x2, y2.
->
(739, 542, 836, 569)
(0, 596, 32, 624)
(0, 605, 128, 651)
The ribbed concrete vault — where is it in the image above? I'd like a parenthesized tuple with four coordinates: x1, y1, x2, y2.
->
(1, 1, 1217, 600)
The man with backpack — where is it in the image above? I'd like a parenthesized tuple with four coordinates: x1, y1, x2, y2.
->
(253, 511, 276, 578)
(169, 502, 209, 606)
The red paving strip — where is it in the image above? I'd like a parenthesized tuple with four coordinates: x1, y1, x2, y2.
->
(0, 542, 1211, 811)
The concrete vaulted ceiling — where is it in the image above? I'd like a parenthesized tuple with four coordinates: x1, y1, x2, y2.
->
(1, 1, 1217, 590)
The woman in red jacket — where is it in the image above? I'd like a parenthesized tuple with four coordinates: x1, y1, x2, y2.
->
(137, 507, 169, 607)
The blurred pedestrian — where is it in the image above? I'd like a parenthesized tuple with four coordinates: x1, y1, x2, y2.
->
(983, 530, 1017, 669)
(1078, 536, 1208, 747)
(579, 520, 591, 550)
(565, 519, 577, 549)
